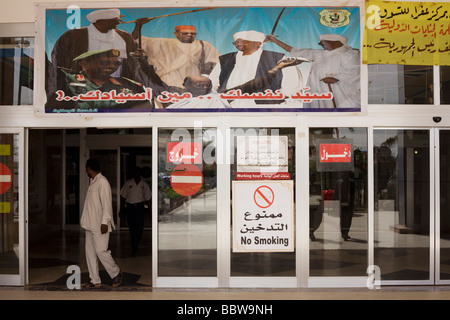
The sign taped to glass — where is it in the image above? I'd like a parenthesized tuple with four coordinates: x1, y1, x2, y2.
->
(43, 6, 361, 113)
(316, 139, 354, 172)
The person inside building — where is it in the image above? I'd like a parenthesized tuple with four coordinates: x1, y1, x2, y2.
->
(132, 22, 220, 89)
(209, 30, 303, 107)
(265, 33, 360, 109)
(120, 167, 151, 256)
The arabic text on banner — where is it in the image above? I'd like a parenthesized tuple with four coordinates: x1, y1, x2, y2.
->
(363, 1, 450, 66)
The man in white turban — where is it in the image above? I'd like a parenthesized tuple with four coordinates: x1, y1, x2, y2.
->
(132, 22, 220, 89)
(51, 9, 132, 76)
(209, 30, 303, 107)
(267, 33, 360, 109)
(48, 9, 172, 106)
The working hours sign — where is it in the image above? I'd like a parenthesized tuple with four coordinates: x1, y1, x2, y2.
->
(232, 180, 294, 253)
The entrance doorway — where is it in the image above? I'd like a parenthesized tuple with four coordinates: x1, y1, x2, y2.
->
(27, 128, 152, 288)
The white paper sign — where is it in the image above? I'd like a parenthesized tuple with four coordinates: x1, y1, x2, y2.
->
(232, 180, 294, 252)
(236, 136, 288, 173)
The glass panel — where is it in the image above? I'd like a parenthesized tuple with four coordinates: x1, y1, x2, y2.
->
(309, 128, 368, 277)
(368, 65, 433, 104)
(0, 134, 19, 275)
(120, 147, 152, 230)
(158, 128, 217, 276)
(231, 128, 296, 277)
(0, 37, 34, 105)
(440, 130, 450, 280)
(374, 130, 430, 281)
(65, 146, 80, 225)
(440, 66, 450, 105)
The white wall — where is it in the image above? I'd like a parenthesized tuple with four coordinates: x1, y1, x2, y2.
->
(0, 0, 363, 23)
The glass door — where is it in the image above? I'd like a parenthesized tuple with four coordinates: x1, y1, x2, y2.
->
(437, 129, 450, 284)
(373, 129, 433, 284)
(308, 128, 368, 280)
(0, 130, 25, 285)
(156, 128, 218, 286)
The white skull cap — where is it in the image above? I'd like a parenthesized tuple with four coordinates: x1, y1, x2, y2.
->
(233, 30, 266, 43)
(319, 34, 348, 44)
(86, 9, 121, 23)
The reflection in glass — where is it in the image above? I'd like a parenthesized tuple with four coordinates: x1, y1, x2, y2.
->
(230, 128, 296, 277)
(368, 65, 433, 104)
(440, 131, 450, 280)
(0, 37, 34, 105)
(309, 128, 368, 277)
(0, 134, 19, 275)
(440, 66, 450, 105)
(158, 129, 217, 276)
(374, 130, 430, 281)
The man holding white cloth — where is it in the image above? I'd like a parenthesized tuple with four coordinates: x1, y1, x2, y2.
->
(81, 158, 122, 288)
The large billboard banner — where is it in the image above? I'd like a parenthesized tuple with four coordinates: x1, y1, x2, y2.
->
(43, 6, 361, 113)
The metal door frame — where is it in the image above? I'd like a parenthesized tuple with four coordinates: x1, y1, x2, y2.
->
(0, 128, 26, 286)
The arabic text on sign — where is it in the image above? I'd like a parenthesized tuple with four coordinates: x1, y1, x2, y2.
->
(320, 144, 352, 163)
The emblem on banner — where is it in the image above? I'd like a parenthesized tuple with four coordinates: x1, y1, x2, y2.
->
(319, 9, 351, 28)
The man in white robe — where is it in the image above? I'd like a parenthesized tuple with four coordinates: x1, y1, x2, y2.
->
(81, 158, 122, 288)
(267, 34, 360, 109)
(135, 24, 219, 89)
(209, 30, 303, 108)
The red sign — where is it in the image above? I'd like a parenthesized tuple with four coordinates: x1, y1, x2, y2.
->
(0, 163, 12, 195)
(167, 142, 202, 164)
(320, 144, 352, 163)
(254, 185, 275, 209)
(236, 172, 291, 180)
(170, 164, 203, 197)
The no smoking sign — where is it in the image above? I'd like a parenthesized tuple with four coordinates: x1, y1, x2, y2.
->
(254, 186, 274, 208)
(232, 180, 294, 253)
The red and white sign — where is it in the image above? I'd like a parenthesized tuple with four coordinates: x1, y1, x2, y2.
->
(0, 163, 12, 195)
(254, 185, 275, 209)
(167, 142, 202, 164)
(320, 144, 352, 163)
(232, 180, 294, 253)
(170, 164, 203, 197)
(236, 172, 290, 180)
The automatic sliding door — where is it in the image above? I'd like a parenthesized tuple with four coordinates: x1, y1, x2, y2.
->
(157, 128, 217, 278)
(374, 129, 431, 283)
(439, 130, 450, 282)
(309, 128, 368, 278)
(0, 132, 23, 285)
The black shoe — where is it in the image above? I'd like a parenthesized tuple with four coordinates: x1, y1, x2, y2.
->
(342, 235, 351, 241)
(112, 270, 123, 288)
(310, 233, 317, 241)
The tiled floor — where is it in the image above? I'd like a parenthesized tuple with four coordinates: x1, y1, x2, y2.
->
(1, 228, 448, 300)
(28, 230, 152, 287)
(3, 286, 450, 300)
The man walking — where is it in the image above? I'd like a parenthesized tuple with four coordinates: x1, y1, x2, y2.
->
(81, 158, 122, 288)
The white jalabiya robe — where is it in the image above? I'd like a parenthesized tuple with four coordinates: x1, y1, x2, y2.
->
(141, 37, 219, 88)
(290, 45, 360, 109)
